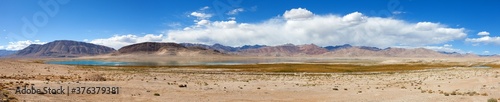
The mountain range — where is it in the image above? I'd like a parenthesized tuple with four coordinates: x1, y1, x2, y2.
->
(6, 40, 497, 58)
(0, 50, 16, 57)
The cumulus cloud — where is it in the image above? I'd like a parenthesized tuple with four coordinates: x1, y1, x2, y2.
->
(227, 8, 244, 15)
(89, 34, 163, 49)
(163, 8, 467, 48)
(465, 36, 500, 45)
(477, 31, 490, 36)
(190, 12, 212, 20)
(1, 40, 46, 50)
(283, 8, 313, 20)
(196, 19, 210, 26)
(185, 6, 216, 30)
(342, 12, 366, 24)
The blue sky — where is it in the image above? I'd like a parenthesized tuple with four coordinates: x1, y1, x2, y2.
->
(0, 0, 499, 55)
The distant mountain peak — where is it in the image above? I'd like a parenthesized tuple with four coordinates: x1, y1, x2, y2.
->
(323, 44, 353, 51)
(280, 43, 295, 46)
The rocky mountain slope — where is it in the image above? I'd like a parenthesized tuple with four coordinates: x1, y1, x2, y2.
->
(323, 47, 451, 57)
(15, 40, 115, 57)
(237, 44, 328, 57)
(117, 42, 224, 56)
(180, 43, 266, 52)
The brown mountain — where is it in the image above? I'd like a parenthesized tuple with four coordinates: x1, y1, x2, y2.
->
(15, 40, 115, 57)
(322, 47, 382, 57)
(323, 47, 462, 57)
(117, 42, 224, 56)
(236, 43, 475, 57)
(237, 44, 328, 57)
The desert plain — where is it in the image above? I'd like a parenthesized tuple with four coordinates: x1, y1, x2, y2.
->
(1, 57, 499, 102)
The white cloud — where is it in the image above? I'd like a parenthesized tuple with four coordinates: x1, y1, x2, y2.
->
(283, 8, 313, 20)
(465, 36, 500, 45)
(392, 11, 406, 15)
(196, 19, 210, 26)
(423, 46, 463, 53)
(200, 6, 210, 10)
(0, 46, 4, 49)
(187, 7, 215, 29)
(164, 8, 467, 48)
(190, 12, 212, 20)
(227, 8, 244, 15)
(477, 31, 490, 36)
(394, 44, 463, 53)
(167, 22, 182, 28)
(342, 12, 366, 24)
(483, 51, 490, 54)
(90, 34, 163, 49)
(1, 40, 46, 50)
(443, 44, 452, 47)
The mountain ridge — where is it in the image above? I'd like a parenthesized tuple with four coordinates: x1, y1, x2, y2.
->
(0, 50, 16, 57)
(14, 40, 116, 58)
(8, 40, 489, 58)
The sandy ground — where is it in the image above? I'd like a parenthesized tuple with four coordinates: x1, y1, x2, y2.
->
(1, 58, 500, 102)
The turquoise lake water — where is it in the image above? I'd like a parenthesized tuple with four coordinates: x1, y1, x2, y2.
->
(45, 58, 361, 66)
(46, 60, 133, 66)
(45, 59, 299, 66)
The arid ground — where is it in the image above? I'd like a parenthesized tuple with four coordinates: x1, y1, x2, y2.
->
(1, 57, 500, 102)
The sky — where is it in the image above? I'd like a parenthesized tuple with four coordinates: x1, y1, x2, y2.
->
(0, 0, 499, 55)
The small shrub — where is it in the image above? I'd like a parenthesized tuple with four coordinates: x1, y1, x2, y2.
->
(451, 91, 457, 95)
(487, 98, 497, 102)
(332, 88, 338, 91)
(86, 74, 107, 81)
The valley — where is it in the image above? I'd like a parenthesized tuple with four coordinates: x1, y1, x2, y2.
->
(1, 40, 499, 102)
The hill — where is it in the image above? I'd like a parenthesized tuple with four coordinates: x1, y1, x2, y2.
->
(15, 40, 115, 57)
(117, 42, 224, 56)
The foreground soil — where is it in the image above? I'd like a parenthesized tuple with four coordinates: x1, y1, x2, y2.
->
(1, 58, 499, 102)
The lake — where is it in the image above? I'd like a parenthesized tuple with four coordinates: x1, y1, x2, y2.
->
(45, 59, 305, 66)
(46, 60, 133, 66)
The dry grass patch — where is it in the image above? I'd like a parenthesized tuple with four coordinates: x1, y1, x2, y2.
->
(485, 64, 500, 68)
(178, 63, 461, 73)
